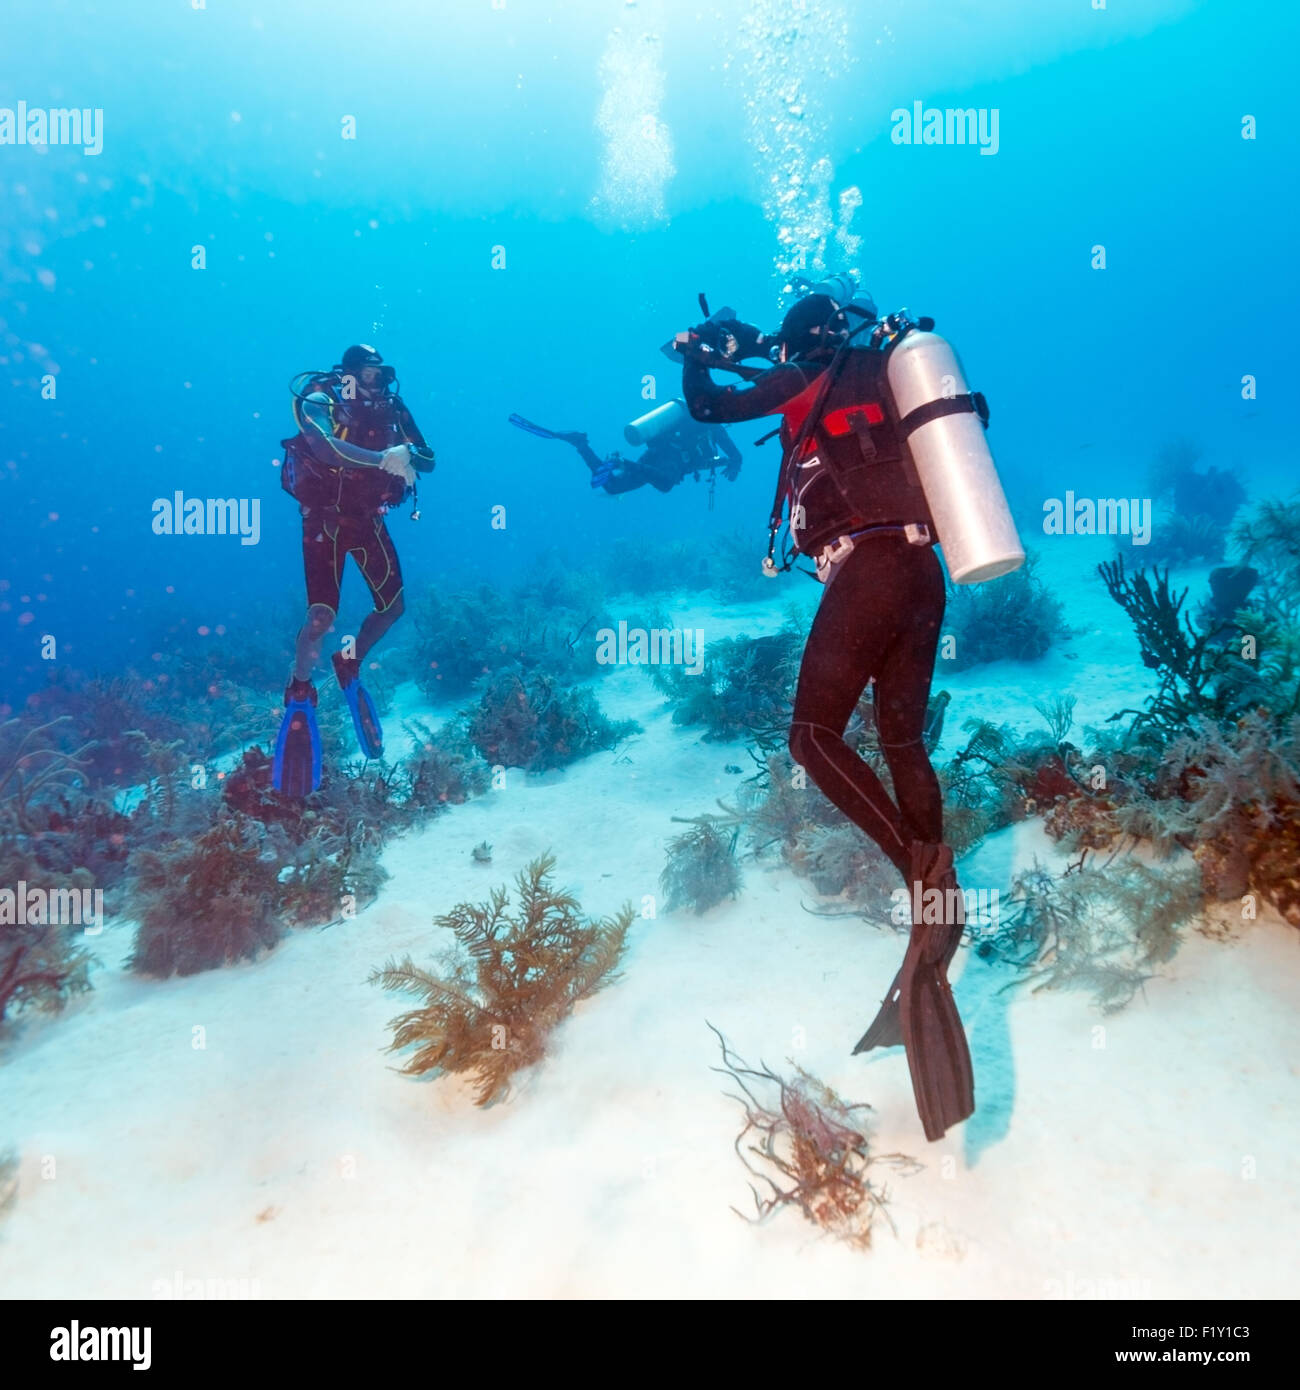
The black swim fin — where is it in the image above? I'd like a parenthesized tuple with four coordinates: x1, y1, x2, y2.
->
(853, 920, 961, 1054)
(900, 939, 975, 1143)
(853, 840, 974, 1142)
(272, 679, 321, 797)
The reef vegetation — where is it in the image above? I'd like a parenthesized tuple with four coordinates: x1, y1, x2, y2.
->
(1143, 439, 1248, 567)
(466, 667, 640, 772)
(371, 854, 634, 1105)
(651, 625, 801, 749)
(709, 1024, 915, 1249)
(942, 551, 1068, 671)
(660, 818, 743, 915)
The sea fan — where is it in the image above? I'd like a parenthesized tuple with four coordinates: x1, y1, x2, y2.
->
(371, 854, 634, 1105)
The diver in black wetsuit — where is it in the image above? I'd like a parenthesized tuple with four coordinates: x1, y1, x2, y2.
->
(510, 407, 742, 495)
(680, 293, 974, 1144)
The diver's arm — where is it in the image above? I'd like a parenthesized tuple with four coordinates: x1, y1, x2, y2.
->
(682, 359, 820, 425)
(298, 393, 389, 469)
(395, 400, 436, 469)
(634, 447, 680, 493)
(715, 427, 744, 466)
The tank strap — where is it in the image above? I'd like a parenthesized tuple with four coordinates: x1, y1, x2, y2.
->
(897, 391, 989, 440)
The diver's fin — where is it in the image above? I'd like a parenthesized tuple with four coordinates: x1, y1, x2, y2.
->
(272, 681, 322, 798)
(852, 965, 905, 1053)
(900, 949, 975, 1143)
(508, 413, 560, 440)
(333, 653, 383, 759)
(853, 923, 961, 1054)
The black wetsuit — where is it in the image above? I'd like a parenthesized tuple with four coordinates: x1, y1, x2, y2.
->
(683, 352, 943, 881)
(573, 418, 742, 495)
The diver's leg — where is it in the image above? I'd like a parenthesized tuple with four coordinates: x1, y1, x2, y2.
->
(554, 432, 607, 474)
(293, 513, 340, 681)
(788, 540, 912, 881)
(874, 544, 946, 850)
(352, 516, 405, 663)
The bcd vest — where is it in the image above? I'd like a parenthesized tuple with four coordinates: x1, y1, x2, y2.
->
(281, 379, 409, 514)
(778, 347, 935, 556)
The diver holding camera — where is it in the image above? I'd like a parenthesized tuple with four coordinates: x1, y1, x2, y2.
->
(675, 274, 1022, 1143)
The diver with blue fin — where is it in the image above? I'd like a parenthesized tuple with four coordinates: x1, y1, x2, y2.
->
(509, 400, 742, 499)
(675, 274, 1024, 1142)
(273, 344, 435, 793)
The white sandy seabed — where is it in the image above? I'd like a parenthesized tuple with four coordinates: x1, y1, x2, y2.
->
(1, 538, 1297, 1300)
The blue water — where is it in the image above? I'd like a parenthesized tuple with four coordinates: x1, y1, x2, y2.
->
(1, 0, 1294, 700)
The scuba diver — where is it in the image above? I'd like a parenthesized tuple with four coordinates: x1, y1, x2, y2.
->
(677, 282, 1018, 1143)
(273, 343, 435, 796)
(508, 401, 742, 499)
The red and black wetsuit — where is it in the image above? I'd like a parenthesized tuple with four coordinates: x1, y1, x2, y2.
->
(285, 380, 430, 618)
(683, 351, 945, 882)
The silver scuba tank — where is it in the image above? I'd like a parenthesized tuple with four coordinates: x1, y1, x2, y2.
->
(886, 331, 1024, 584)
(625, 398, 688, 447)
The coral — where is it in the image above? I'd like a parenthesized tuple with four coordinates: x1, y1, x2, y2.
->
(1196, 564, 1260, 631)
(741, 751, 907, 906)
(1230, 494, 1300, 624)
(1099, 556, 1270, 739)
(22, 676, 190, 788)
(660, 819, 743, 914)
(1108, 712, 1300, 922)
(991, 858, 1203, 1012)
(743, 751, 840, 858)
(1142, 511, 1228, 566)
(0, 911, 95, 1030)
(276, 821, 388, 929)
(371, 854, 634, 1105)
(467, 666, 639, 772)
(127, 815, 285, 978)
(797, 823, 898, 906)
(652, 628, 801, 748)
(404, 720, 490, 812)
(1247, 799, 1300, 926)
(1147, 439, 1246, 545)
(709, 1025, 915, 1248)
(0, 717, 94, 835)
(942, 552, 1067, 671)
(221, 747, 309, 831)
(1042, 792, 1121, 852)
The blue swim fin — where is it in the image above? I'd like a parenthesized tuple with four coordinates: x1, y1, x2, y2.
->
(333, 653, 383, 759)
(272, 680, 322, 797)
